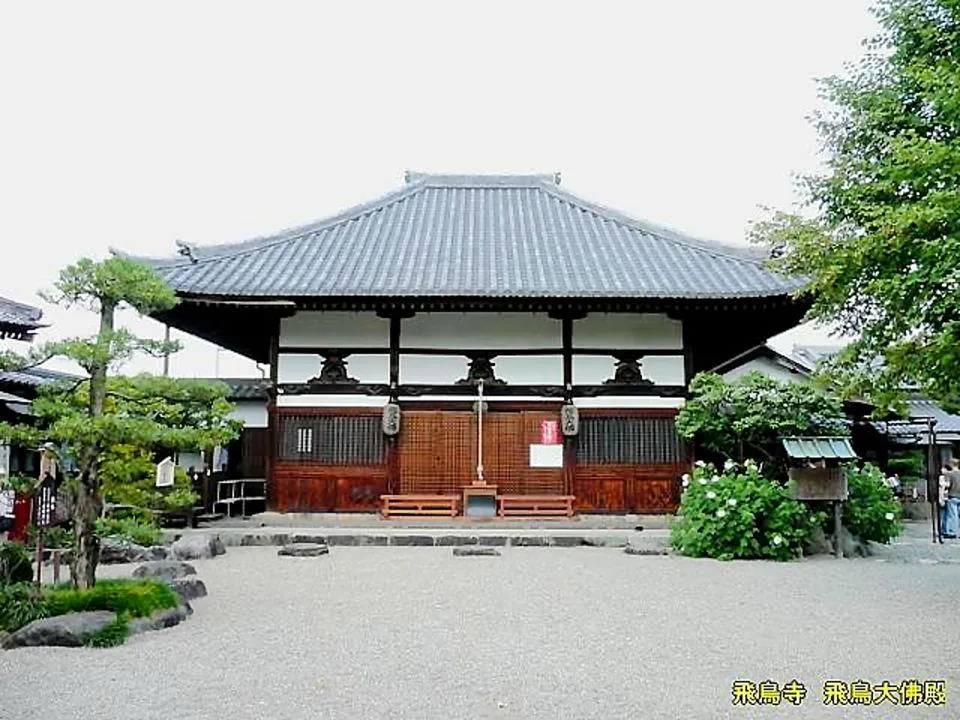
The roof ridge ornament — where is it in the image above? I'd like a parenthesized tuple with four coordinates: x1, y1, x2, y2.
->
(175, 239, 198, 264)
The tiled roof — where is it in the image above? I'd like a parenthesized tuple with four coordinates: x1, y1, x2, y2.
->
(121, 173, 805, 300)
(198, 378, 270, 401)
(782, 436, 858, 460)
(0, 296, 44, 335)
(0, 367, 81, 389)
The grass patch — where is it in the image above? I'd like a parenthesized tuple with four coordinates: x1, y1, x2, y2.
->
(0, 583, 48, 633)
(85, 616, 130, 648)
(44, 579, 178, 620)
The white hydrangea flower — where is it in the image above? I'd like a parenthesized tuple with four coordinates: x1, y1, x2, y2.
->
(706, 490, 717, 500)
(698, 477, 708, 485)
(744, 458, 757, 469)
(772, 534, 783, 546)
(723, 459, 736, 471)
(711, 475, 720, 483)
(885, 512, 895, 521)
(695, 460, 706, 468)
(682, 477, 689, 488)
(716, 508, 727, 519)
(727, 498, 737, 507)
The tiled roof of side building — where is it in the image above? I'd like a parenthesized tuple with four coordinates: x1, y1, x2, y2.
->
(115, 173, 806, 300)
(0, 296, 44, 331)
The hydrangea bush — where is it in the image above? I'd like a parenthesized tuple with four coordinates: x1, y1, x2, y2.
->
(841, 462, 902, 544)
(670, 460, 821, 561)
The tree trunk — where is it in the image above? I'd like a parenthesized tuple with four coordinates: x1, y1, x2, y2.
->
(70, 300, 115, 589)
(71, 471, 101, 589)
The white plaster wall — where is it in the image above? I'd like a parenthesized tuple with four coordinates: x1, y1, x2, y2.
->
(229, 400, 268, 428)
(278, 354, 390, 384)
(277, 394, 389, 408)
(721, 357, 808, 385)
(399, 355, 467, 384)
(574, 397, 685, 409)
(401, 312, 560, 349)
(573, 313, 682, 350)
(485, 355, 563, 385)
(573, 355, 684, 385)
(280, 311, 389, 348)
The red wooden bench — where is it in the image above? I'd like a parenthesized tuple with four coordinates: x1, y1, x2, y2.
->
(380, 494, 459, 518)
(497, 495, 575, 518)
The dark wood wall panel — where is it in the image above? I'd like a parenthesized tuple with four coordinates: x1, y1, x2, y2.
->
(574, 463, 685, 513)
(273, 463, 387, 512)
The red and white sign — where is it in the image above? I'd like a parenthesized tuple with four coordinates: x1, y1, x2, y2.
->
(539, 419, 560, 445)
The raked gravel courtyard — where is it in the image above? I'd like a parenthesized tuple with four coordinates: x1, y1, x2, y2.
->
(2, 543, 960, 720)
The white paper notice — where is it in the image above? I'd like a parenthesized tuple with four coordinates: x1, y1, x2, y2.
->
(529, 444, 563, 468)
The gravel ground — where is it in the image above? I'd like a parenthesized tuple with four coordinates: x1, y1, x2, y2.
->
(2, 546, 960, 720)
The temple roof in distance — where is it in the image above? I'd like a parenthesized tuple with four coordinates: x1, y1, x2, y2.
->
(0, 296, 45, 340)
(119, 173, 806, 301)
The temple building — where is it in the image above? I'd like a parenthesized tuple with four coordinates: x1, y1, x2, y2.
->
(120, 172, 806, 514)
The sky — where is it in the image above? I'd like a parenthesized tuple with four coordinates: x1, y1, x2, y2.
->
(0, 1, 879, 378)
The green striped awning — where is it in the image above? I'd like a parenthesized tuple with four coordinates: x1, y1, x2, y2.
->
(781, 436, 857, 460)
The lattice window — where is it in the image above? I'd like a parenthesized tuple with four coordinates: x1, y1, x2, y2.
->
(577, 415, 682, 464)
(278, 414, 384, 464)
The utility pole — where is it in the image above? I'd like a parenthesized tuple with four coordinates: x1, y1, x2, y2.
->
(162, 325, 170, 377)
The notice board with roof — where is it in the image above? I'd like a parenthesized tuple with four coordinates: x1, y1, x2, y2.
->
(782, 436, 857, 501)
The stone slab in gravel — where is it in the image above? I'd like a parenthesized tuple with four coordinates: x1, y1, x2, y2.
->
(389, 535, 434, 546)
(327, 535, 388, 546)
(476, 536, 509, 546)
(132, 560, 197, 580)
(127, 605, 191, 636)
(452, 547, 501, 557)
(436, 535, 479, 546)
(277, 543, 330, 557)
(2, 611, 117, 649)
(171, 534, 226, 560)
(140, 546, 172, 561)
(623, 544, 669, 556)
(168, 577, 208, 602)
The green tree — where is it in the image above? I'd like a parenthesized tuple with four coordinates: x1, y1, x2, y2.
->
(0, 257, 240, 588)
(751, 0, 960, 411)
(675, 371, 846, 470)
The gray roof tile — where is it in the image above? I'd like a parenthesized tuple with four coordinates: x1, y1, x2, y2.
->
(0, 296, 43, 330)
(124, 173, 805, 300)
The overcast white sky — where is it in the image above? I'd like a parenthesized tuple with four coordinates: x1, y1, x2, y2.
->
(0, 1, 878, 378)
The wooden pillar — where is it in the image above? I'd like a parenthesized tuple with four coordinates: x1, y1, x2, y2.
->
(266, 325, 280, 510)
(386, 314, 403, 494)
(561, 315, 576, 498)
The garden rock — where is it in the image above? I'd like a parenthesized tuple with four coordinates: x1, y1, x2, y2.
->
(168, 577, 207, 602)
(132, 560, 197, 581)
(141, 545, 172, 561)
(127, 605, 191, 636)
(277, 543, 329, 557)
(453, 547, 501, 557)
(2, 611, 117, 649)
(171, 534, 226, 560)
(100, 538, 150, 564)
(624, 542, 669, 556)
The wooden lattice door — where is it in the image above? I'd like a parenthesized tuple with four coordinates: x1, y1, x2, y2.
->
(398, 410, 476, 494)
(483, 409, 564, 495)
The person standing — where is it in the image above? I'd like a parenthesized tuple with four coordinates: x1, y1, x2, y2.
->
(948, 461, 960, 539)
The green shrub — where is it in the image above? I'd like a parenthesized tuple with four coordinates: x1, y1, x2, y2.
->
(0, 541, 34, 585)
(43, 578, 178, 619)
(670, 459, 822, 561)
(95, 517, 162, 546)
(0, 582, 48, 633)
(841, 462, 902, 544)
(25, 525, 75, 550)
(85, 616, 129, 648)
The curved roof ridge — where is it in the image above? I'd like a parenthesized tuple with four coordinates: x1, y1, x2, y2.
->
(405, 171, 561, 187)
(116, 176, 432, 269)
(536, 181, 769, 266)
